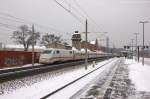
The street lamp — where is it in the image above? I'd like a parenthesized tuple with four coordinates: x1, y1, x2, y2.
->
(134, 33, 139, 61)
(139, 21, 148, 66)
(131, 39, 134, 59)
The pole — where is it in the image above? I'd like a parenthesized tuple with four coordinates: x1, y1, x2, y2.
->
(85, 19, 88, 70)
(142, 23, 144, 65)
(106, 37, 109, 53)
(134, 33, 139, 61)
(137, 46, 139, 62)
(106, 37, 109, 59)
(32, 24, 35, 66)
(139, 21, 148, 65)
(131, 39, 134, 59)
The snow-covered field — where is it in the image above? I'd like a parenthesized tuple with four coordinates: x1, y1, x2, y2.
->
(125, 59, 150, 92)
(0, 58, 118, 99)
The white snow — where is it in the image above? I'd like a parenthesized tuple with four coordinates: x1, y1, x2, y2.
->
(126, 59, 150, 92)
(96, 50, 104, 54)
(2, 44, 46, 51)
(144, 58, 150, 62)
(72, 47, 78, 51)
(0, 58, 118, 99)
(5, 44, 46, 49)
(0, 63, 42, 70)
(49, 59, 118, 99)
(80, 48, 91, 52)
(90, 40, 95, 45)
(80, 48, 85, 52)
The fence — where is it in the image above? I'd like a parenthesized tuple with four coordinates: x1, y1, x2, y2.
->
(0, 51, 40, 68)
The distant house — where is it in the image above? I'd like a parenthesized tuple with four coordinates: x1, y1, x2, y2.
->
(71, 31, 99, 51)
(81, 40, 97, 52)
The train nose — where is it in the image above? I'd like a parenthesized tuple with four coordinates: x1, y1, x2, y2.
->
(39, 54, 53, 64)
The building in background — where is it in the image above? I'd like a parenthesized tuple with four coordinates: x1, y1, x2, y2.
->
(71, 31, 82, 50)
(71, 31, 99, 51)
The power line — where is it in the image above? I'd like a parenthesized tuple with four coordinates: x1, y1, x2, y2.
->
(0, 12, 28, 24)
(62, 0, 86, 18)
(0, 25, 16, 30)
(53, 0, 84, 24)
(0, 22, 18, 29)
(73, 0, 102, 31)
(0, 12, 64, 33)
(0, 16, 26, 24)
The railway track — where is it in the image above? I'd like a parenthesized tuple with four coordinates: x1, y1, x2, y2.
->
(0, 57, 111, 83)
(40, 58, 118, 99)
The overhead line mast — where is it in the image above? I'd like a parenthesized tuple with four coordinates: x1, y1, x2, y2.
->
(85, 19, 88, 70)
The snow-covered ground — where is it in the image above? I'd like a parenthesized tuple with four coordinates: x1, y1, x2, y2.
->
(138, 57, 150, 66)
(0, 58, 118, 99)
(125, 59, 150, 92)
(0, 63, 42, 70)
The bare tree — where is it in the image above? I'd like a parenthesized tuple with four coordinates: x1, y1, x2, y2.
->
(11, 25, 40, 51)
(41, 34, 63, 47)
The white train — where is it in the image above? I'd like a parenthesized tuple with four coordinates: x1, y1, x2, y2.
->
(39, 48, 111, 64)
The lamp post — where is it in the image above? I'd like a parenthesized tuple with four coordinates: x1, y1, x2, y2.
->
(131, 39, 134, 59)
(139, 21, 148, 66)
(134, 33, 139, 61)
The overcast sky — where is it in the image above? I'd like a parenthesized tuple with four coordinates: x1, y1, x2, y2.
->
(0, 0, 150, 48)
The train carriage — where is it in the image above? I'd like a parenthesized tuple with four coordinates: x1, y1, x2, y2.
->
(39, 48, 73, 64)
(39, 48, 113, 64)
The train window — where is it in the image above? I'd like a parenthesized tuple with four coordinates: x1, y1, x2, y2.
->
(42, 50, 52, 54)
(69, 51, 72, 54)
(56, 50, 60, 54)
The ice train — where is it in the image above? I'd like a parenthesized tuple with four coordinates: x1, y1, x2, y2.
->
(39, 48, 112, 64)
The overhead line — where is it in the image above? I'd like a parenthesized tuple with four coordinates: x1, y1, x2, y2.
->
(62, 0, 86, 18)
(0, 22, 18, 28)
(73, 0, 102, 31)
(0, 23, 18, 30)
(0, 12, 64, 33)
(53, 0, 84, 24)
(0, 16, 26, 24)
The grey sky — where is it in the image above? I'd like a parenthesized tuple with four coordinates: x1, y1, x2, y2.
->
(0, 0, 150, 48)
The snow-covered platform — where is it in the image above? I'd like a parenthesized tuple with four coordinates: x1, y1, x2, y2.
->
(78, 58, 150, 99)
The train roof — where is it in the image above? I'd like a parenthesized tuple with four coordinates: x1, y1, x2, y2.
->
(43, 48, 72, 51)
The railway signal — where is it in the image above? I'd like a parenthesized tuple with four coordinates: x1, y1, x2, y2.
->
(124, 45, 150, 63)
(124, 46, 130, 49)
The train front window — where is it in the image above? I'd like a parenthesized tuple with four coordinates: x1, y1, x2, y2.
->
(42, 50, 52, 54)
(56, 50, 60, 54)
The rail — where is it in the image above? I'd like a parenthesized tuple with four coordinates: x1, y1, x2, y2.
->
(40, 58, 119, 99)
(0, 57, 111, 82)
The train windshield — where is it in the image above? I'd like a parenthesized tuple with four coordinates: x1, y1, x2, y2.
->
(42, 50, 52, 54)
